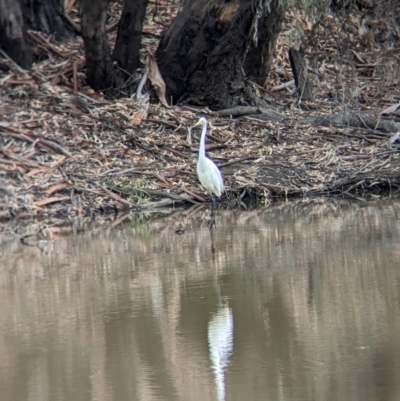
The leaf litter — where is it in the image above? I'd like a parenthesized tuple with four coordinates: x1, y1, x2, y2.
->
(0, 0, 400, 226)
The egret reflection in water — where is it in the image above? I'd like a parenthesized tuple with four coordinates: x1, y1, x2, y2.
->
(208, 303, 234, 401)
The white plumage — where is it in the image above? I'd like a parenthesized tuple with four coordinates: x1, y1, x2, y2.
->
(194, 117, 224, 197)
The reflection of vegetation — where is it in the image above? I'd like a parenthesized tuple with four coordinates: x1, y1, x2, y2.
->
(2, 198, 400, 400)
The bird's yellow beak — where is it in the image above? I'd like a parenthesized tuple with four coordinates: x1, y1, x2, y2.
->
(193, 120, 201, 128)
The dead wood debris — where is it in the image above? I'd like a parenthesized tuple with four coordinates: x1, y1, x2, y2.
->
(1, 0, 400, 225)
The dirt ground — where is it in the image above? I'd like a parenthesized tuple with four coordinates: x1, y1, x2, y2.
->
(1, 0, 400, 230)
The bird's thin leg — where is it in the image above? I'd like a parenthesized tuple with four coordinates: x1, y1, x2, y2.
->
(212, 193, 216, 212)
(208, 193, 216, 229)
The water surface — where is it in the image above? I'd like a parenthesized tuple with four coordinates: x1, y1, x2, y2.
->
(1, 199, 400, 401)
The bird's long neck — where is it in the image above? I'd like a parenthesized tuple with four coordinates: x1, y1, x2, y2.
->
(199, 122, 207, 160)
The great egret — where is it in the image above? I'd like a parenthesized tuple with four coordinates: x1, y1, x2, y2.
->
(193, 117, 224, 226)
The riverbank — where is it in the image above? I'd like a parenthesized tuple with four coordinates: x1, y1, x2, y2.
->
(1, 0, 400, 223)
(1, 94, 399, 221)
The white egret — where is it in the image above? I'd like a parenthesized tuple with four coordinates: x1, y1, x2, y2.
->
(193, 117, 224, 226)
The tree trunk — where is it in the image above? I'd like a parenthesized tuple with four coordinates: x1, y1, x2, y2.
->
(22, 0, 74, 40)
(0, 0, 74, 69)
(113, 0, 149, 82)
(0, 0, 33, 68)
(243, 0, 285, 85)
(289, 47, 314, 101)
(156, 0, 258, 109)
(156, 0, 286, 109)
(81, 0, 124, 96)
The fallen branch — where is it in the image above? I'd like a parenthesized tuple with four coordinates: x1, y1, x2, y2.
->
(38, 139, 72, 157)
(311, 112, 400, 133)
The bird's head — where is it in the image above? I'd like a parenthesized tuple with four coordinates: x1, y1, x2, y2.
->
(194, 116, 207, 127)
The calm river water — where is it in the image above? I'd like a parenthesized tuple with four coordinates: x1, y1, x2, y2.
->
(1, 198, 400, 401)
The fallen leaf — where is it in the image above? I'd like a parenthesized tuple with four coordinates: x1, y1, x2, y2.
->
(130, 110, 148, 126)
(144, 53, 169, 107)
(36, 196, 70, 207)
(352, 50, 365, 64)
(44, 182, 70, 196)
(6, 78, 36, 86)
(379, 103, 400, 116)
(358, 25, 368, 38)
(130, 93, 150, 125)
(65, 0, 77, 14)
(83, 89, 105, 101)
(388, 131, 400, 145)
(26, 168, 51, 177)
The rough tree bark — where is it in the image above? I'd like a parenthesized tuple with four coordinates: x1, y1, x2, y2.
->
(0, 0, 33, 68)
(289, 47, 314, 101)
(81, 0, 124, 96)
(243, 0, 285, 85)
(22, 0, 74, 40)
(113, 0, 149, 81)
(156, 0, 255, 109)
(0, 0, 149, 95)
(81, 0, 149, 96)
(156, 0, 286, 109)
(0, 0, 72, 69)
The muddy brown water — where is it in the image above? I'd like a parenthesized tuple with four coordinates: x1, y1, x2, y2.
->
(1, 198, 400, 401)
